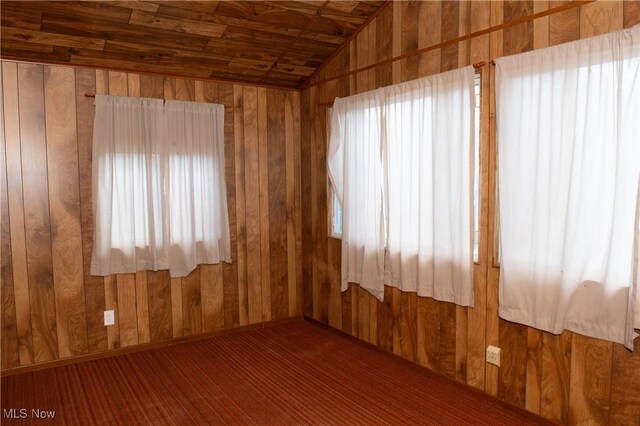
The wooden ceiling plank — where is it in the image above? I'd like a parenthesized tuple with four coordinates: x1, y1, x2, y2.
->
(275, 63, 315, 76)
(0, 5, 42, 31)
(227, 58, 275, 72)
(324, 1, 360, 14)
(26, 1, 133, 23)
(41, 13, 210, 53)
(128, 10, 227, 38)
(214, 1, 310, 30)
(104, 40, 232, 63)
(109, 1, 160, 13)
(2, 27, 106, 51)
(157, 1, 221, 15)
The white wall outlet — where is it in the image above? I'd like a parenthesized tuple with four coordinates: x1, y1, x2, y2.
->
(104, 310, 115, 326)
(486, 345, 501, 367)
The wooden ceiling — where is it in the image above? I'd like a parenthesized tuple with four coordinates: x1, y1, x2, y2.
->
(0, 1, 387, 89)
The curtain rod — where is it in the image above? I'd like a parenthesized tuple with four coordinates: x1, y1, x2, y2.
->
(316, 61, 494, 107)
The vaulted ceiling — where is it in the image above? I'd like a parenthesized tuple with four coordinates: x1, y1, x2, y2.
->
(0, 1, 388, 88)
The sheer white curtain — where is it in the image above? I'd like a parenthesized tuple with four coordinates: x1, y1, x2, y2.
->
(328, 66, 475, 306)
(496, 25, 640, 349)
(91, 95, 231, 278)
(385, 67, 475, 306)
(328, 91, 386, 299)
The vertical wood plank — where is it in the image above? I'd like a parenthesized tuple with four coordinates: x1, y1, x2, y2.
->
(170, 277, 183, 338)
(375, 3, 393, 88)
(147, 270, 172, 342)
(441, 1, 460, 72)
(43, 65, 88, 358)
(116, 274, 138, 347)
(19, 63, 58, 363)
(134, 270, 150, 344)
(541, 331, 572, 424)
(580, 0, 624, 38)
(300, 89, 313, 319)
(75, 67, 107, 354)
(624, 0, 640, 28)
(0, 67, 20, 369)
(392, 1, 402, 85)
(104, 275, 119, 349)
(401, 0, 419, 81)
(400, 292, 417, 362)
(609, 340, 640, 425)
(268, 89, 289, 321)
(233, 85, 248, 327)
(2, 62, 34, 365)
(569, 335, 613, 425)
(284, 90, 297, 319)
(289, 90, 303, 317)
(219, 83, 239, 329)
(418, 1, 441, 78)
(258, 87, 272, 322)
(503, 1, 534, 56)
(498, 319, 528, 408)
(526, 328, 543, 414)
(358, 287, 370, 342)
(181, 268, 202, 337)
(549, 1, 580, 46)
(242, 86, 262, 325)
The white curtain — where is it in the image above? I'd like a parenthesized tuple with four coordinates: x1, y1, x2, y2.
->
(496, 25, 640, 349)
(328, 66, 475, 306)
(91, 95, 231, 278)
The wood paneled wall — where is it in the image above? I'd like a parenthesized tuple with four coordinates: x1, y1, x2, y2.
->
(301, 1, 640, 425)
(0, 60, 302, 370)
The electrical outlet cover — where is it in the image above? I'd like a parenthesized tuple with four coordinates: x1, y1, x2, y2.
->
(104, 310, 115, 326)
(486, 345, 501, 367)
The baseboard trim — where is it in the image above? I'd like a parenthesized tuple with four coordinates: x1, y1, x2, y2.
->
(1, 316, 303, 378)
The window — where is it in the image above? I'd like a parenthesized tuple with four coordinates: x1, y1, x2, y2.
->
(473, 73, 480, 263)
(327, 107, 343, 238)
(328, 66, 476, 306)
(91, 95, 231, 278)
(495, 25, 640, 349)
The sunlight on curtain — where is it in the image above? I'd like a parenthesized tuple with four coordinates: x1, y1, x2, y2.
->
(496, 25, 640, 349)
(91, 95, 231, 278)
(328, 66, 475, 306)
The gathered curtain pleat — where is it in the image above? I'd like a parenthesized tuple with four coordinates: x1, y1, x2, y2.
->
(91, 95, 231, 278)
(495, 24, 640, 349)
(328, 66, 475, 307)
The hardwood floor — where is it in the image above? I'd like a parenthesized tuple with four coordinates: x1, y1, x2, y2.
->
(1, 319, 552, 425)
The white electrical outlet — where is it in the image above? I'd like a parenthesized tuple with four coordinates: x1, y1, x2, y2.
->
(486, 345, 501, 367)
(104, 310, 115, 326)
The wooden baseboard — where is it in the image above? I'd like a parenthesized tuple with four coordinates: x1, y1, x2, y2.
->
(1, 316, 303, 378)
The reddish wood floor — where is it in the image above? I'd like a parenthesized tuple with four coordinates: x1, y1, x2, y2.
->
(2, 319, 552, 425)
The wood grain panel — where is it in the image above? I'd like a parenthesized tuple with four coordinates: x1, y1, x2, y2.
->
(0, 69, 20, 369)
(147, 270, 172, 342)
(550, 1, 580, 46)
(440, 1, 460, 72)
(569, 334, 613, 425)
(233, 85, 249, 327)
(287, 90, 302, 317)
(104, 275, 119, 349)
(258, 87, 272, 323)
(18, 63, 58, 363)
(610, 340, 640, 425)
(624, 0, 640, 28)
(503, 0, 533, 56)
(43, 65, 88, 358)
(75, 68, 108, 354)
(499, 320, 527, 408)
(219, 82, 240, 330)
(2, 62, 33, 366)
(540, 331, 572, 424)
(116, 274, 138, 347)
(268, 88, 289, 321)
(243, 85, 263, 325)
(580, 0, 623, 38)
